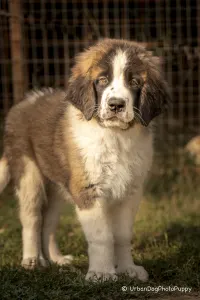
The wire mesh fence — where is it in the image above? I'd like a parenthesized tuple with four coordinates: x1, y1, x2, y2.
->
(0, 0, 200, 166)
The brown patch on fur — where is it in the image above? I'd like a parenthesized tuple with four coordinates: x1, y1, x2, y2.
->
(70, 39, 122, 80)
(4, 89, 69, 186)
(69, 78, 95, 121)
(90, 66, 104, 80)
(71, 46, 107, 79)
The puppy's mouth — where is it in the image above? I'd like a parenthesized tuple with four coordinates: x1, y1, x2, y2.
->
(98, 113, 135, 130)
(99, 111, 134, 123)
(105, 115, 124, 121)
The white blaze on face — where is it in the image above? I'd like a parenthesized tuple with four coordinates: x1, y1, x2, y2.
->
(100, 49, 134, 123)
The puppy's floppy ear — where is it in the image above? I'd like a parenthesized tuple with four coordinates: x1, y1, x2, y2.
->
(67, 76, 97, 121)
(138, 57, 171, 126)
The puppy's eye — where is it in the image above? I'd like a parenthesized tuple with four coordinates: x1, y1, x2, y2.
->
(130, 78, 140, 88)
(98, 76, 109, 86)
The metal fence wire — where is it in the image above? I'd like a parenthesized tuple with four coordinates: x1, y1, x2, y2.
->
(0, 0, 200, 165)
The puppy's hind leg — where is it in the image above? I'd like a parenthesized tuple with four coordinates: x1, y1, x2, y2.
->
(16, 157, 48, 269)
(42, 184, 73, 266)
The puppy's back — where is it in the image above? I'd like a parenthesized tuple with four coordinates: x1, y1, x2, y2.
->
(4, 88, 69, 184)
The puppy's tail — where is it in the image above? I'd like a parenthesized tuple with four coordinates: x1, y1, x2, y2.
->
(0, 155, 10, 194)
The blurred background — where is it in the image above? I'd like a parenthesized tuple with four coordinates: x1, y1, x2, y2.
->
(1, 0, 200, 192)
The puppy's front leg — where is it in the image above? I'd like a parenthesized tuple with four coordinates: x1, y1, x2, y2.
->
(76, 199, 117, 281)
(111, 188, 149, 282)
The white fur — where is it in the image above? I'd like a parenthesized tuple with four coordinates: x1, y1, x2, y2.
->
(112, 189, 148, 281)
(69, 105, 153, 202)
(0, 158, 10, 194)
(76, 200, 117, 281)
(68, 105, 153, 281)
(100, 50, 134, 122)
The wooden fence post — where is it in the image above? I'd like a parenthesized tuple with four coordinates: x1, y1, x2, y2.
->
(9, 0, 24, 104)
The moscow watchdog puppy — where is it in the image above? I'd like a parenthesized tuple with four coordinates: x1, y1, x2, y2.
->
(0, 39, 170, 281)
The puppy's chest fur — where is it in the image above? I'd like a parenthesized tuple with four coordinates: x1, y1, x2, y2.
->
(70, 114, 153, 201)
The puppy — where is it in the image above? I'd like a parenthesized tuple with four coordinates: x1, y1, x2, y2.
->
(0, 39, 169, 281)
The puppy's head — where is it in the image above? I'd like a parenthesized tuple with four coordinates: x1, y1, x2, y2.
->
(67, 39, 170, 129)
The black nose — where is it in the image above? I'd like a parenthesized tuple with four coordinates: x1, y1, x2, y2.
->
(108, 97, 126, 113)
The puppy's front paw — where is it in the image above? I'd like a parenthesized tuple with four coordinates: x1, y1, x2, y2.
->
(86, 270, 118, 282)
(51, 255, 73, 266)
(117, 264, 149, 282)
(21, 256, 49, 269)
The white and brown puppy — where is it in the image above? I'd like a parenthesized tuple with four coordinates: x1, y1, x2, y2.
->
(0, 39, 170, 281)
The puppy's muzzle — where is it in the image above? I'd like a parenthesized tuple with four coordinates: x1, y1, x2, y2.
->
(108, 97, 126, 113)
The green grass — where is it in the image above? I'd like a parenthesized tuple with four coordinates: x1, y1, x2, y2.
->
(0, 158, 200, 299)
